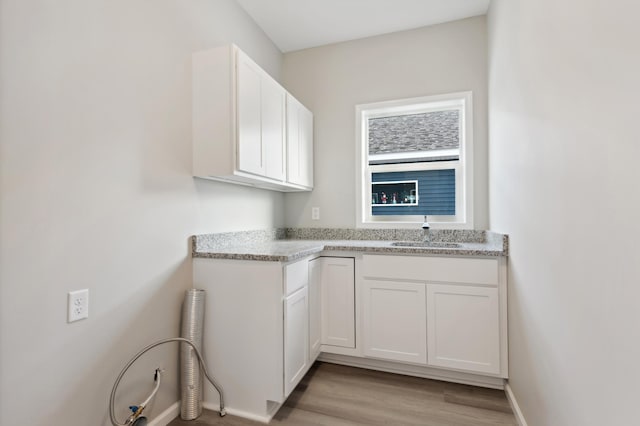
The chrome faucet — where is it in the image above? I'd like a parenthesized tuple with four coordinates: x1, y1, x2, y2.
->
(421, 215, 431, 242)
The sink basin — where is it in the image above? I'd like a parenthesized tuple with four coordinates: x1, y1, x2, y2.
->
(391, 241, 461, 248)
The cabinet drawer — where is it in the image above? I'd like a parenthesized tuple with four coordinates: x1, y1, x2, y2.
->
(285, 259, 308, 295)
(362, 255, 499, 285)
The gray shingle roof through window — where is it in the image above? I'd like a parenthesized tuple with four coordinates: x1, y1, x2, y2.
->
(368, 110, 459, 155)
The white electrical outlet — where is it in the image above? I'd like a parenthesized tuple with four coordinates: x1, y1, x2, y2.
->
(311, 207, 320, 220)
(68, 289, 89, 323)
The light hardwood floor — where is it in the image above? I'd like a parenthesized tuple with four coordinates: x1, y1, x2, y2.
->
(168, 362, 517, 426)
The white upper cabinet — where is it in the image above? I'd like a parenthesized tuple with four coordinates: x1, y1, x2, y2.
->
(286, 94, 314, 189)
(192, 44, 312, 191)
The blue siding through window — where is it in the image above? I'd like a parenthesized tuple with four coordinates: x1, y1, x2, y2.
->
(372, 169, 455, 216)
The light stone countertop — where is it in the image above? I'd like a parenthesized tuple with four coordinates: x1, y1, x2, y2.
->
(192, 228, 508, 262)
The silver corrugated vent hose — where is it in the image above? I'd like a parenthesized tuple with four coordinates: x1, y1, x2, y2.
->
(180, 289, 205, 420)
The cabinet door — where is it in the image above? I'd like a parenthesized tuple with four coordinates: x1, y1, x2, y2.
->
(427, 284, 500, 375)
(320, 257, 355, 348)
(261, 76, 285, 181)
(236, 51, 264, 176)
(308, 259, 322, 361)
(286, 94, 313, 188)
(362, 279, 427, 364)
(284, 286, 309, 397)
(299, 104, 313, 187)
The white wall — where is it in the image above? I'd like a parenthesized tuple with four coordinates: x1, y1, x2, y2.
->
(0, 1, 284, 425)
(282, 17, 488, 229)
(488, 1, 640, 425)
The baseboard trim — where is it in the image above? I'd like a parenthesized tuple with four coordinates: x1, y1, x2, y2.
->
(202, 401, 273, 424)
(148, 401, 180, 426)
(504, 383, 528, 426)
(148, 401, 273, 425)
(318, 353, 505, 389)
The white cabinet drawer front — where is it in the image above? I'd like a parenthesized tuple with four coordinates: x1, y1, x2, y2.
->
(285, 259, 308, 295)
(362, 279, 427, 364)
(427, 284, 500, 375)
(362, 254, 499, 285)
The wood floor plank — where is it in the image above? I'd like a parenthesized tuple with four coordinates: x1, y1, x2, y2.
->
(272, 405, 362, 426)
(167, 362, 517, 426)
(443, 387, 513, 413)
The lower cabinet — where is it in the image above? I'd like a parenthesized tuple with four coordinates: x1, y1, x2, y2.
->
(427, 284, 500, 374)
(193, 252, 506, 422)
(284, 286, 309, 396)
(318, 257, 355, 348)
(306, 256, 357, 378)
(193, 256, 316, 421)
(362, 279, 427, 364)
(361, 254, 507, 378)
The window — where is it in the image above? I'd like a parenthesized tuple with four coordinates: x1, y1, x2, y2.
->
(355, 92, 473, 228)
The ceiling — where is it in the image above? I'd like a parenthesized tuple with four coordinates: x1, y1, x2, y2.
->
(236, 0, 491, 53)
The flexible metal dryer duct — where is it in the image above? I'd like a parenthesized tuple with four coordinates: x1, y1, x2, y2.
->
(180, 289, 205, 420)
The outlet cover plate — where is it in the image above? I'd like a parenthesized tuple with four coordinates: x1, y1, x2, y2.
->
(68, 289, 89, 322)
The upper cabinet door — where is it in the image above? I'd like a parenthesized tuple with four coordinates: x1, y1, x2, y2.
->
(237, 50, 285, 181)
(236, 51, 264, 176)
(299, 103, 313, 187)
(286, 94, 314, 188)
(261, 76, 286, 181)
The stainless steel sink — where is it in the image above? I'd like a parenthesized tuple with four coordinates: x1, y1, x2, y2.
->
(391, 241, 461, 248)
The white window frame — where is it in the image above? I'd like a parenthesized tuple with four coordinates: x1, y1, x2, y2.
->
(355, 91, 474, 229)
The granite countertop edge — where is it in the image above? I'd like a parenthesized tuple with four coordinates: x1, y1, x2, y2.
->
(192, 229, 508, 262)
